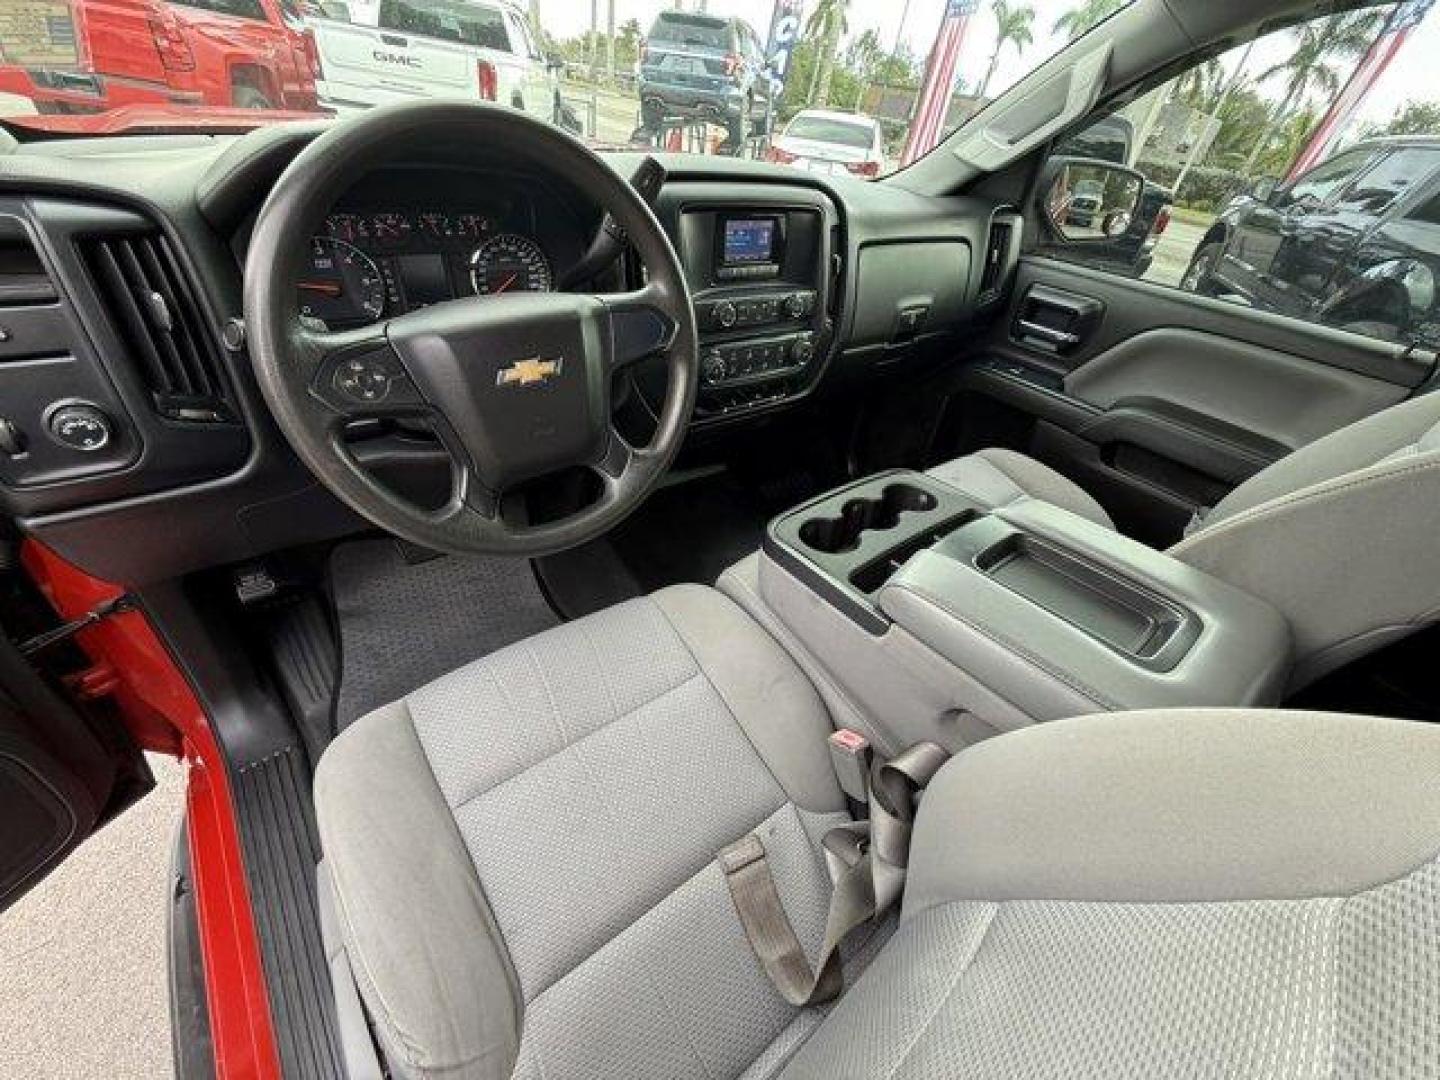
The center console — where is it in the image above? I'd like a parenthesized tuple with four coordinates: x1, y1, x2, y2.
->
(649, 184, 837, 420)
(720, 473, 1292, 753)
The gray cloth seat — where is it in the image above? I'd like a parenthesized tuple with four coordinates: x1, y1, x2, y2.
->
(929, 391, 1440, 687)
(315, 585, 871, 1080)
(317, 607, 1440, 1080)
(781, 707, 1440, 1079)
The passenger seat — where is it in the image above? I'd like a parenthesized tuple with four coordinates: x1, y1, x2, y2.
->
(928, 391, 1440, 687)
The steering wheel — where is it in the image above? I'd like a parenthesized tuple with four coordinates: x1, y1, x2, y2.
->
(243, 101, 697, 556)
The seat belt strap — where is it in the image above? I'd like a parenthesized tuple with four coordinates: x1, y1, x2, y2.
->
(719, 741, 949, 1006)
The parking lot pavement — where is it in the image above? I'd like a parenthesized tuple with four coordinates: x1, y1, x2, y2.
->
(1145, 216, 1210, 289)
(0, 754, 185, 1080)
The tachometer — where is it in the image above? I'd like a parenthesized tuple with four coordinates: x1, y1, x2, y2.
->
(298, 237, 386, 326)
(469, 234, 553, 295)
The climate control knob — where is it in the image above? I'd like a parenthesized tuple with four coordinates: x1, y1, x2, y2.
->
(46, 402, 112, 452)
(790, 336, 816, 365)
(702, 350, 729, 385)
(784, 293, 807, 319)
(713, 301, 738, 329)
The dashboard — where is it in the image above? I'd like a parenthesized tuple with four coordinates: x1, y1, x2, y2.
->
(0, 124, 1015, 586)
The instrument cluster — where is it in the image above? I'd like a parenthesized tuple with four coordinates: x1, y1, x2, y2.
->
(297, 190, 564, 330)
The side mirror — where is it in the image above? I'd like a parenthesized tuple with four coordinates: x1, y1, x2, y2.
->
(318, 0, 351, 19)
(546, 53, 566, 72)
(1251, 177, 1279, 204)
(1040, 157, 1145, 243)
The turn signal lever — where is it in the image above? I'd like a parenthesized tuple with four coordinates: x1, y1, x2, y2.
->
(559, 156, 667, 290)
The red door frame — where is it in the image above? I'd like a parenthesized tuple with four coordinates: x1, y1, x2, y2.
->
(21, 540, 282, 1080)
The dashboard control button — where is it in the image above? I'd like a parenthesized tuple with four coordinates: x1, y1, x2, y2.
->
(713, 301, 738, 329)
(790, 336, 816, 364)
(47, 403, 112, 452)
(0, 418, 25, 457)
(784, 293, 807, 319)
(702, 350, 728, 385)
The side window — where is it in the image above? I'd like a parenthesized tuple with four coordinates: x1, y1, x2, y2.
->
(517, 15, 542, 60)
(1336, 149, 1440, 212)
(1280, 150, 1374, 210)
(1034, 2, 1440, 352)
(1408, 189, 1440, 227)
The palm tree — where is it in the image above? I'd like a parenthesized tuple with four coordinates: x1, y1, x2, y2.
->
(846, 28, 885, 109)
(1052, 0, 1126, 43)
(804, 0, 850, 107)
(1240, 11, 1384, 176)
(976, 0, 1035, 100)
(1173, 57, 1224, 112)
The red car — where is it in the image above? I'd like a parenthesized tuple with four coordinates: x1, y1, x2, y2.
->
(0, 0, 321, 115)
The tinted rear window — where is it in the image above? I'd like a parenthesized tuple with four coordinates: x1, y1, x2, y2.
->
(785, 116, 875, 150)
(378, 0, 510, 50)
(649, 14, 730, 50)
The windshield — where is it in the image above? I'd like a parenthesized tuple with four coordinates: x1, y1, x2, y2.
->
(0, 0, 1126, 175)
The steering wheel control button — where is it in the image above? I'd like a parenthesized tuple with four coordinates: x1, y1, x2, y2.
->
(317, 346, 420, 412)
(46, 403, 113, 452)
(335, 356, 396, 402)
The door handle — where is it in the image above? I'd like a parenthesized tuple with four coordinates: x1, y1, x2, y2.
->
(1015, 320, 1080, 347)
(1013, 284, 1104, 353)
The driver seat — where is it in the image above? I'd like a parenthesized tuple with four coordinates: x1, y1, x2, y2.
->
(315, 585, 1440, 1079)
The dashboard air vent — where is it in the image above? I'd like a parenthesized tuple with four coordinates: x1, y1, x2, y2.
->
(978, 215, 1017, 304)
(79, 233, 234, 423)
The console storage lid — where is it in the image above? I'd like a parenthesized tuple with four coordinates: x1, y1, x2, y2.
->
(876, 499, 1292, 717)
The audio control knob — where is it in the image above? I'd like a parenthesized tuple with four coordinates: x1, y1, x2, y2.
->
(790, 336, 815, 365)
(713, 300, 738, 329)
(784, 292, 807, 319)
(702, 350, 729, 385)
(47, 402, 113, 452)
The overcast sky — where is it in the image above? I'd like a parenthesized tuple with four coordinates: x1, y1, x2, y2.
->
(538, 0, 1440, 135)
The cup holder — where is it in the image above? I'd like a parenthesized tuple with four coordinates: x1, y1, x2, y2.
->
(798, 483, 939, 554)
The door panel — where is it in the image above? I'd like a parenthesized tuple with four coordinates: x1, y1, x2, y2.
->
(1064, 327, 1408, 452)
(0, 629, 150, 913)
(961, 256, 1435, 544)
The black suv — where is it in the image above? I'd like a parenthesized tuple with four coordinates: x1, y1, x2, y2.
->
(637, 11, 774, 150)
(1182, 136, 1440, 350)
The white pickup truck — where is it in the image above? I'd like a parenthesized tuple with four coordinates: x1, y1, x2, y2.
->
(309, 0, 567, 125)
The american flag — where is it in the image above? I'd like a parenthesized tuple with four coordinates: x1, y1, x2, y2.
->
(900, 0, 980, 166)
(1287, 0, 1435, 179)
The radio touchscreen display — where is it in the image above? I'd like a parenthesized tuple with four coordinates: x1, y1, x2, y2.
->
(722, 217, 779, 266)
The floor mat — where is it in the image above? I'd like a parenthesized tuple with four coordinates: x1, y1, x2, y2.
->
(609, 473, 777, 593)
(331, 539, 560, 730)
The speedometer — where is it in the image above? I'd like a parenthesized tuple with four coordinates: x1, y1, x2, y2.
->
(469, 234, 553, 296)
(298, 237, 386, 326)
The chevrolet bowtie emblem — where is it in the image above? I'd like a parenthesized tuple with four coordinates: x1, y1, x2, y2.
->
(496, 356, 562, 388)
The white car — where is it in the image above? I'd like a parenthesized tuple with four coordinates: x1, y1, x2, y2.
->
(767, 109, 885, 178)
(309, 0, 562, 123)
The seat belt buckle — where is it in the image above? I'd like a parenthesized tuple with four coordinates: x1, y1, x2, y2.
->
(828, 728, 872, 803)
